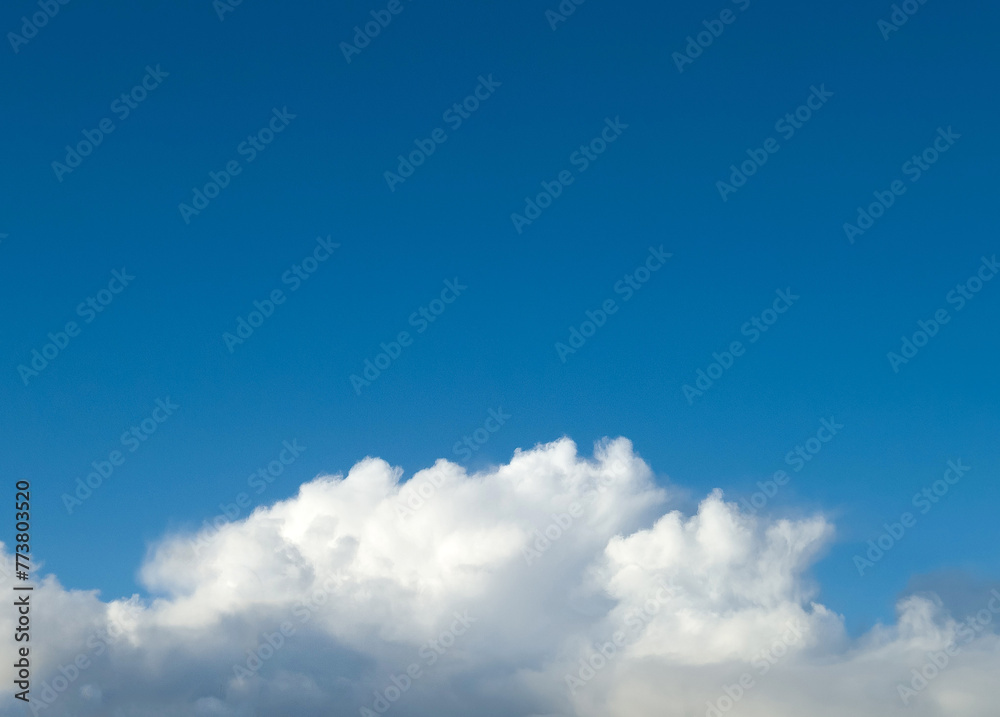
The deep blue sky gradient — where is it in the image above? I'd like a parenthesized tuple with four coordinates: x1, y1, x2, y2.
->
(2, 0, 998, 637)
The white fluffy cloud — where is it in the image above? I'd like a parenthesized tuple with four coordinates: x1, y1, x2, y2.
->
(3, 437, 999, 716)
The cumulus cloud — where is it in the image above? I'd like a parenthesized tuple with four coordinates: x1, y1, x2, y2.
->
(3, 437, 999, 716)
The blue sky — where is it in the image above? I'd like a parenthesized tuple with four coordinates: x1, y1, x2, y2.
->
(3, 0, 999, 652)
